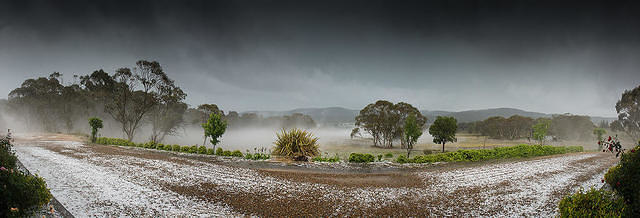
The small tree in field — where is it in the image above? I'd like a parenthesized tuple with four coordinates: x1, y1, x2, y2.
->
(202, 113, 227, 151)
(593, 128, 606, 150)
(533, 118, 551, 145)
(404, 113, 422, 158)
(429, 116, 457, 153)
(88, 117, 103, 143)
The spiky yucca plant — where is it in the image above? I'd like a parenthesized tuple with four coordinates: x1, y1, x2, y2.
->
(273, 128, 320, 160)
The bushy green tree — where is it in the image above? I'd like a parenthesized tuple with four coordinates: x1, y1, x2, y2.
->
(88, 117, 103, 143)
(404, 113, 423, 158)
(355, 100, 426, 148)
(429, 116, 457, 152)
(533, 118, 551, 145)
(202, 113, 227, 151)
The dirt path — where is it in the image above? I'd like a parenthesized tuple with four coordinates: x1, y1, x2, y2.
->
(13, 134, 618, 217)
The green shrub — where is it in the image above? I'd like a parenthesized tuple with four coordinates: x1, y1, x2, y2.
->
(150, 142, 157, 149)
(181, 146, 190, 153)
(558, 188, 626, 217)
(223, 150, 232, 156)
(384, 153, 393, 158)
(164, 145, 173, 151)
(189, 145, 198, 154)
(423, 149, 433, 155)
(172, 145, 181, 152)
(246, 153, 270, 160)
(1, 171, 53, 217)
(312, 156, 339, 162)
(206, 148, 215, 155)
(377, 154, 383, 161)
(0, 134, 52, 217)
(349, 153, 375, 163)
(605, 144, 640, 216)
(231, 150, 243, 157)
(272, 128, 320, 160)
(396, 155, 408, 163)
(397, 144, 584, 164)
(155, 144, 164, 150)
(0, 137, 17, 169)
(216, 147, 224, 156)
(198, 146, 207, 154)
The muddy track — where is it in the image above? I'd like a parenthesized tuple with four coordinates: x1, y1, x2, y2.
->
(13, 134, 618, 217)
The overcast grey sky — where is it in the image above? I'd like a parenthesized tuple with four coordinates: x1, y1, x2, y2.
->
(1, 0, 639, 117)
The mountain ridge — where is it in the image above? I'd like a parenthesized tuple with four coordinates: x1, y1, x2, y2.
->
(243, 107, 616, 125)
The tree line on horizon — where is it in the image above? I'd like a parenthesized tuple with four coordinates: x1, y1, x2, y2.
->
(458, 114, 597, 141)
(1, 60, 316, 143)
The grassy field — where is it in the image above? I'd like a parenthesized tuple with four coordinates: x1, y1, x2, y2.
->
(319, 133, 600, 160)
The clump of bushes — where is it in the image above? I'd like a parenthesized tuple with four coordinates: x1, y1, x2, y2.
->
(181, 146, 190, 153)
(349, 153, 375, 163)
(384, 153, 393, 158)
(189, 145, 198, 154)
(272, 128, 319, 161)
(603, 143, 640, 216)
(396, 144, 583, 164)
(95, 137, 136, 147)
(198, 146, 207, 154)
(206, 148, 215, 155)
(244, 148, 271, 160)
(164, 145, 172, 151)
(216, 147, 224, 156)
(1, 133, 52, 217)
(558, 188, 627, 217)
(231, 150, 243, 157)
(312, 154, 340, 162)
(172, 145, 181, 152)
(245, 153, 271, 160)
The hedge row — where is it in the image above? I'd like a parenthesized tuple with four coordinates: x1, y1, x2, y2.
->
(396, 144, 584, 164)
(558, 188, 626, 217)
(94, 137, 269, 160)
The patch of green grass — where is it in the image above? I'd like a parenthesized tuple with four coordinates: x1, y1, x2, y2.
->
(396, 144, 583, 164)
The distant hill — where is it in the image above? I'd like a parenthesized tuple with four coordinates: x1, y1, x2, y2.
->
(245, 107, 617, 126)
(244, 107, 359, 126)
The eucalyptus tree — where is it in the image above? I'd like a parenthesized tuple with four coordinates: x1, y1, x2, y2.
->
(615, 85, 640, 141)
(148, 86, 187, 143)
(355, 100, 426, 148)
(105, 60, 179, 141)
(8, 73, 65, 131)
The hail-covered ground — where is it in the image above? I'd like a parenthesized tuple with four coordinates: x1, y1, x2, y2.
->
(14, 134, 617, 217)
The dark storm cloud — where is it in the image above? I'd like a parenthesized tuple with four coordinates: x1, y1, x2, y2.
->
(1, 0, 640, 116)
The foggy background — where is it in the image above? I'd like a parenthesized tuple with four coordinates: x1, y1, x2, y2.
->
(1, 0, 640, 151)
